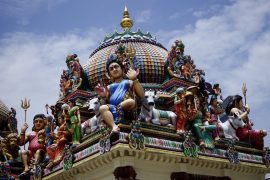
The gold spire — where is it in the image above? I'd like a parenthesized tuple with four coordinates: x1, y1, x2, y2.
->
(120, 6, 133, 31)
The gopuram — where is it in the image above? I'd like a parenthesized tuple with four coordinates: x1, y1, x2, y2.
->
(0, 7, 270, 180)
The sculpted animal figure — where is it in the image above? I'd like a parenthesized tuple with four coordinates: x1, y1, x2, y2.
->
(140, 90, 177, 127)
(81, 97, 103, 135)
(218, 114, 246, 140)
(2, 133, 20, 161)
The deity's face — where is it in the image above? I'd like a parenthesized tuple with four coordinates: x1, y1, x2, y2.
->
(58, 116, 64, 125)
(68, 101, 74, 108)
(211, 99, 218, 106)
(176, 48, 182, 56)
(34, 118, 45, 131)
(108, 62, 123, 79)
(237, 99, 244, 109)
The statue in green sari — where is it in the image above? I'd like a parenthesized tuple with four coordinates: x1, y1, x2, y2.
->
(185, 88, 216, 149)
(67, 99, 81, 145)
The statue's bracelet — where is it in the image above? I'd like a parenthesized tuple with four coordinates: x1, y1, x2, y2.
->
(133, 79, 139, 83)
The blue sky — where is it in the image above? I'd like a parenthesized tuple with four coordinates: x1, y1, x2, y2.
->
(1, 0, 270, 147)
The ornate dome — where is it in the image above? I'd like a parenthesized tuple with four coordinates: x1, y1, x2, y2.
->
(83, 7, 168, 87)
(0, 99, 9, 122)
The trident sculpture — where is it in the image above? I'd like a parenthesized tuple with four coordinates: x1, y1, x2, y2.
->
(242, 83, 247, 105)
(21, 98, 30, 150)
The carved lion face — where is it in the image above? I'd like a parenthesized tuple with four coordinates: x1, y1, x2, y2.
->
(9, 137, 19, 149)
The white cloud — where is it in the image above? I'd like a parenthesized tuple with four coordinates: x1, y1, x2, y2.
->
(136, 10, 152, 23)
(156, 0, 270, 146)
(193, 4, 222, 18)
(0, 28, 104, 133)
(169, 12, 181, 20)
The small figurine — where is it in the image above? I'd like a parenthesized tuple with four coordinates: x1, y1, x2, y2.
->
(8, 108, 18, 133)
(174, 87, 187, 134)
(212, 84, 223, 101)
(45, 115, 55, 147)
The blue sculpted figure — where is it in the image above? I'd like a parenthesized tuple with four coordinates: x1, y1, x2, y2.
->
(95, 54, 145, 133)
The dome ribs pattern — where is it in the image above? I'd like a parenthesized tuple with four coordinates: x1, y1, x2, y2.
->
(85, 40, 167, 87)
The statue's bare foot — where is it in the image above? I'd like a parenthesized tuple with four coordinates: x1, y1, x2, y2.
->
(19, 168, 31, 176)
(46, 161, 54, 170)
(111, 125, 120, 133)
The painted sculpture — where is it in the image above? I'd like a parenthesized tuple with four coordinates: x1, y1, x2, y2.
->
(1, 133, 20, 161)
(67, 99, 81, 146)
(19, 114, 46, 176)
(225, 95, 267, 149)
(46, 115, 71, 169)
(94, 54, 144, 133)
(59, 54, 91, 98)
(7, 108, 18, 133)
(81, 97, 104, 135)
(140, 90, 176, 127)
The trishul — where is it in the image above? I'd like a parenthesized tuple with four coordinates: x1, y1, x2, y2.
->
(242, 83, 247, 105)
(21, 98, 30, 150)
(21, 98, 30, 123)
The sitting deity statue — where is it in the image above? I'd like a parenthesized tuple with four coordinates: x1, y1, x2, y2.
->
(46, 115, 71, 169)
(180, 56, 193, 80)
(95, 54, 144, 133)
(113, 43, 139, 76)
(59, 54, 91, 98)
(59, 70, 72, 97)
(19, 114, 46, 175)
(225, 95, 267, 149)
(165, 40, 185, 79)
(1, 133, 20, 161)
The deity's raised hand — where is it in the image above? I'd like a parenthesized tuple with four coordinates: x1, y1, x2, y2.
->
(21, 123, 28, 133)
(126, 68, 138, 81)
(94, 83, 107, 98)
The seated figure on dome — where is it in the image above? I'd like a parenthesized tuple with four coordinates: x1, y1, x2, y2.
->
(165, 40, 185, 80)
(180, 56, 194, 80)
(95, 54, 144, 133)
(59, 54, 91, 98)
(19, 114, 46, 175)
(225, 95, 267, 150)
(114, 43, 139, 75)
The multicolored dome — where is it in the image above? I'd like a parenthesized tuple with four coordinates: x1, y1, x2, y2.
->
(0, 99, 9, 122)
(83, 7, 168, 87)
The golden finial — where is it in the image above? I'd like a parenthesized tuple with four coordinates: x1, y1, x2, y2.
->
(120, 6, 133, 31)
